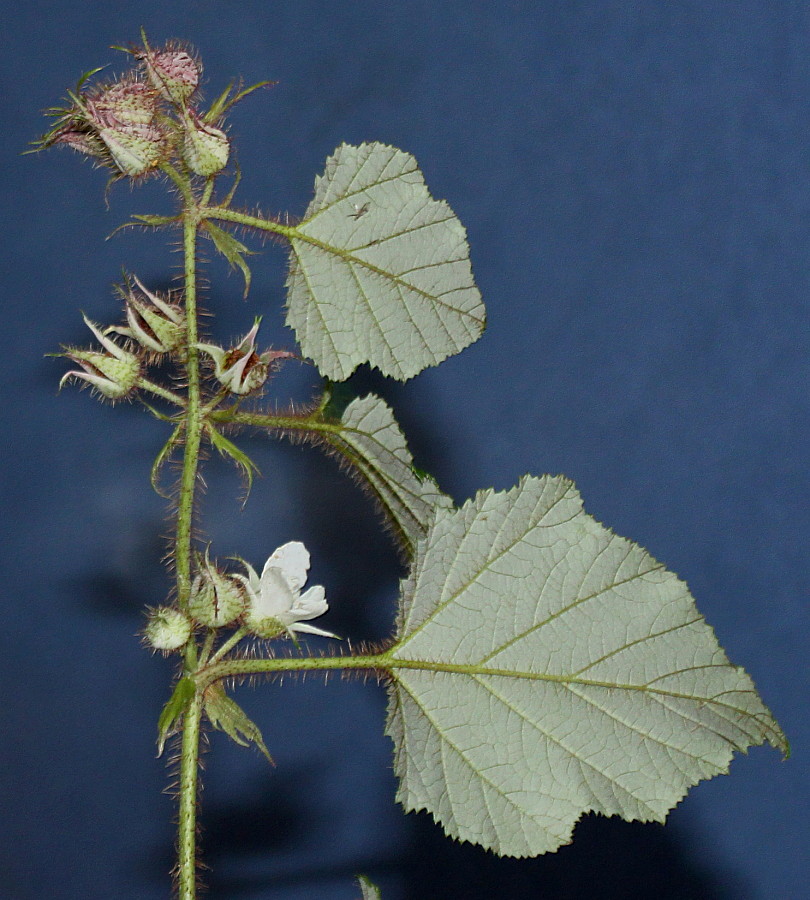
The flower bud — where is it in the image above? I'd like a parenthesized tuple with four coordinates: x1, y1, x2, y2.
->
(96, 122, 168, 177)
(188, 553, 247, 628)
(145, 607, 192, 651)
(49, 126, 107, 159)
(60, 314, 142, 401)
(196, 319, 293, 395)
(108, 275, 185, 355)
(76, 80, 169, 176)
(181, 110, 229, 176)
(86, 79, 159, 127)
(139, 42, 200, 105)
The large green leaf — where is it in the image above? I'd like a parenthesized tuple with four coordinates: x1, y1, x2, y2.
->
(356, 875, 382, 900)
(285, 142, 485, 381)
(386, 475, 787, 857)
(324, 394, 452, 556)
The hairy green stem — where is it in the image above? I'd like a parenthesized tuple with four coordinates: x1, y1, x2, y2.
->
(174, 180, 204, 900)
(175, 212, 202, 611)
(199, 652, 393, 690)
(202, 205, 294, 238)
(139, 377, 187, 407)
(177, 694, 203, 900)
(208, 625, 248, 665)
(160, 161, 196, 208)
(211, 409, 340, 435)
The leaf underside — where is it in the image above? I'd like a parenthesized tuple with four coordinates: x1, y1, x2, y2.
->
(386, 475, 787, 857)
(356, 875, 382, 900)
(325, 394, 452, 556)
(285, 142, 485, 381)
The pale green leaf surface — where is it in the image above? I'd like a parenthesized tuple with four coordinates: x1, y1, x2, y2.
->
(285, 143, 485, 381)
(387, 475, 786, 857)
(356, 875, 382, 899)
(326, 394, 452, 555)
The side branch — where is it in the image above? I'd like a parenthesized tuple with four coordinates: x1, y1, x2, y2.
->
(210, 408, 340, 435)
(201, 205, 294, 239)
(198, 652, 393, 690)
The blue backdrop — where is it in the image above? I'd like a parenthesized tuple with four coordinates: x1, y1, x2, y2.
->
(2, 3, 807, 898)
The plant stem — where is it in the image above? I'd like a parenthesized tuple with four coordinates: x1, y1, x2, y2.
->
(175, 184, 204, 899)
(211, 408, 340, 435)
(175, 211, 202, 612)
(202, 204, 294, 239)
(177, 693, 203, 900)
(139, 377, 187, 407)
(199, 651, 392, 690)
(208, 625, 248, 664)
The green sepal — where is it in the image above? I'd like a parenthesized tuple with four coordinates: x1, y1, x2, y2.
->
(203, 221, 254, 297)
(151, 424, 183, 497)
(204, 80, 273, 123)
(140, 400, 179, 423)
(132, 214, 181, 227)
(156, 675, 195, 756)
(106, 214, 181, 241)
(219, 166, 242, 209)
(203, 683, 273, 763)
(205, 423, 260, 497)
(356, 875, 382, 899)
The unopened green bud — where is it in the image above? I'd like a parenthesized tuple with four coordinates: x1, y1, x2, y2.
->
(60, 314, 142, 401)
(182, 110, 229, 176)
(108, 275, 185, 355)
(145, 607, 192, 651)
(188, 555, 247, 628)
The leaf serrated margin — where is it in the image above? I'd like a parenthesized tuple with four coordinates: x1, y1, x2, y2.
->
(385, 475, 787, 857)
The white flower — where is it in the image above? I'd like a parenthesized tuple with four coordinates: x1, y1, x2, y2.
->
(237, 541, 337, 640)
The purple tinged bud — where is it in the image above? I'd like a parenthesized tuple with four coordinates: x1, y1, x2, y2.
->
(86, 79, 159, 128)
(139, 43, 200, 104)
(51, 127, 107, 159)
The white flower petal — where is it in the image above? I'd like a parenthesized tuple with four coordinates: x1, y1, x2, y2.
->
(255, 567, 296, 618)
(290, 585, 327, 620)
(263, 541, 310, 592)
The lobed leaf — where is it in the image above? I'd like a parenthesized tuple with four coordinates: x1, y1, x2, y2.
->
(323, 394, 452, 556)
(386, 475, 787, 857)
(285, 142, 485, 381)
